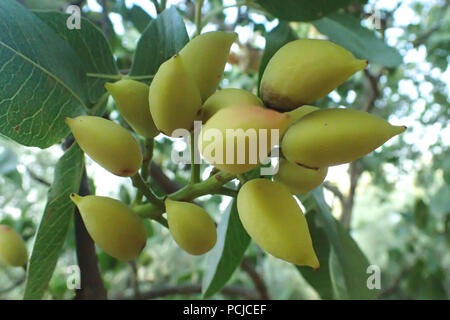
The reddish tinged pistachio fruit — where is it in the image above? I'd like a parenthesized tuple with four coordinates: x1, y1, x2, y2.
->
(260, 39, 367, 110)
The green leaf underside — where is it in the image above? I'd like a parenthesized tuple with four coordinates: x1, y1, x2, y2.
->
(24, 143, 84, 300)
(202, 199, 251, 298)
(299, 189, 377, 299)
(129, 6, 189, 78)
(33, 11, 119, 105)
(257, 0, 359, 22)
(297, 211, 333, 300)
(0, 1, 88, 148)
(313, 13, 403, 67)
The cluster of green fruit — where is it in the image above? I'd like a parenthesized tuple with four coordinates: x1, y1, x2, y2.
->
(0, 32, 405, 270)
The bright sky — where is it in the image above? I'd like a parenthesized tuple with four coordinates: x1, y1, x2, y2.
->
(81, 0, 448, 204)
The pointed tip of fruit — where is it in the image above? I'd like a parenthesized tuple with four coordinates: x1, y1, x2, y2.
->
(64, 117, 74, 126)
(69, 193, 83, 205)
(392, 124, 407, 136)
(104, 82, 113, 90)
(354, 59, 368, 71)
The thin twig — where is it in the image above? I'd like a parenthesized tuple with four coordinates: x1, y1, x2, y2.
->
(129, 261, 141, 299)
(73, 169, 107, 300)
(377, 265, 413, 299)
(363, 69, 381, 113)
(26, 168, 51, 187)
(240, 258, 269, 300)
(323, 181, 346, 204)
(0, 276, 25, 295)
(118, 284, 258, 300)
(149, 162, 181, 194)
(130, 173, 164, 208)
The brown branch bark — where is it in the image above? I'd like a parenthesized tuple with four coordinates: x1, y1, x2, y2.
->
(129, 261, 141, 299)
(377, 265, 412, 299)
(0, 276, 25, 295)
(100, 0, 111, 39)
(118, 284, 258, 300)
(339, 162, 363, 230)
(363, 69, 381, 113)
(240, 258, 269, 300)
(26, 167, 51, 187)
(323, 181, 346, 204)
(149, 162, 181, 193)
(73, 169, 107, 300)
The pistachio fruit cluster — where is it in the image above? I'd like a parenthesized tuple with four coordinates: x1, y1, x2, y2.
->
(59, 33, 405, 269)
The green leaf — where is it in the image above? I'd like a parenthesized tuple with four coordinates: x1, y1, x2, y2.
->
(125, 5, 153, 33)
(297, 211, 333, 300)
(329, 248, 349, 299)
(24, 143, 84, 300)
(313, 13, 402, 67)
(413, 198, 429, 230)
(24, 0, 66, 10)
(202, 199, 251, 298)
(299, 188, 376, 299)
(258, 22, 297, 94)
(129, 6, 189, 78)
(0, 1, 88, 148)
(257, 0, 359, 22)
(33, 11, 118, 105)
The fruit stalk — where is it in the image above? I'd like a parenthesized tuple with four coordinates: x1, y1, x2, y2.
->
(134, 138, 154, 205)
(134, 171, 236, 220)
(130, 173, 164, 208)
(190, 131, 201, 184)
(194, 0, 204, 36)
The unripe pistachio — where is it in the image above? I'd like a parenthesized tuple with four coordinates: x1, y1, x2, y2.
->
(165, 199, 217, 255)
(281, 108, 406, 169)
(274, 158, 327, 195)
(0, 225, 28, 267)
(65, 116, 142, 177)
(105, 79, 159, 139)
(260, 39, 367, 110)
(149, 54, 202, 136)
(201, 88, 263, 122)
(70, 194, 147, 261)
(199, 106, 290, 174)
(179, 31, 237, 101)
(237, 179, 319, 268)
(286, 105, 320, 126)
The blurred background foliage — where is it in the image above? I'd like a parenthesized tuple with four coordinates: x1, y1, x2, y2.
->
(0, 0, 449, 300)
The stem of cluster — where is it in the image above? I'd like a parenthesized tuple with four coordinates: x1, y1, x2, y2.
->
(190, 131, 201, 184)
(134, 171, 236, 221)
(130, 173, 164, 209)
(134, 139, 154, 205)
(89, 91, 110, 115)
(194, 0, 205, 36)
(201, 0, 257, 27)
(86, 73, 155, 81)
(86, 73, 122, 80)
